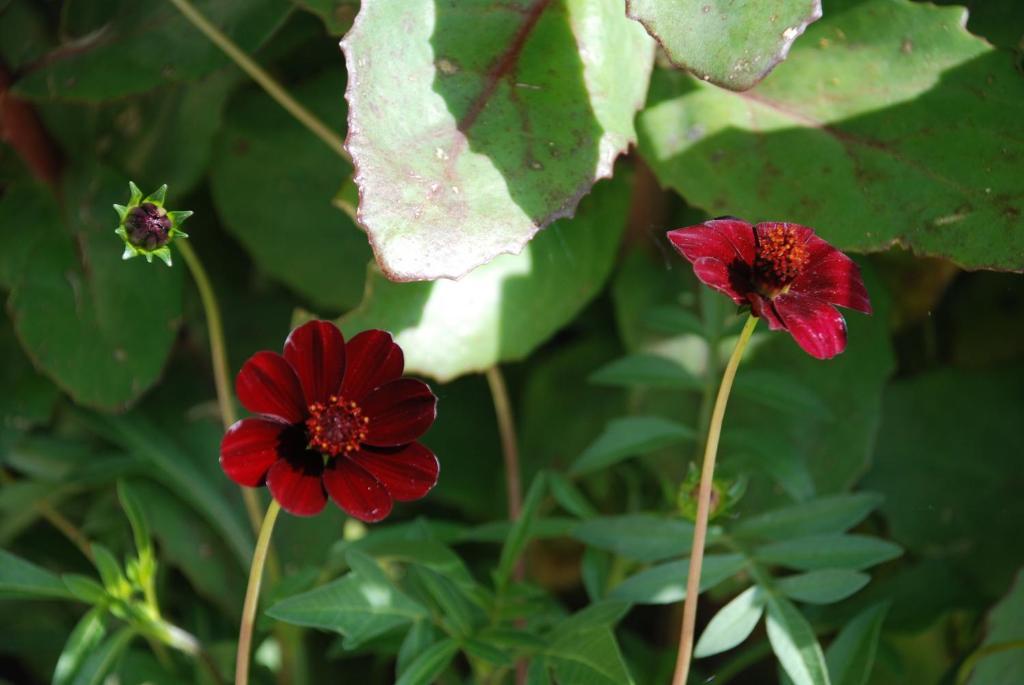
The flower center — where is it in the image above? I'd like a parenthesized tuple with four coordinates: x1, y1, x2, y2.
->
(753, 224, 809, 295)
(305, 395, 369, 457)
(125, 203, 172, 251)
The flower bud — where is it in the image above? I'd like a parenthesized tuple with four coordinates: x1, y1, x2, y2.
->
(113, 182, 192, 266)
(677, 463, 747, 522)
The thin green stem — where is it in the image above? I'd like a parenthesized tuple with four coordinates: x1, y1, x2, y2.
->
(484, 366, 527, 685)
(176, 241, 264, 536)
(166, 0, 350, 163)
(235, 500, 281, 685)
(957, 640, 1024, 685)
(486, 367, 523, 526)
(672, 315, 758, 685)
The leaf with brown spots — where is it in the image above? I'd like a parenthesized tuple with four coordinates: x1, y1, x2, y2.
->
(638, 0, 1024, 272)
(341, 0, 654, 281)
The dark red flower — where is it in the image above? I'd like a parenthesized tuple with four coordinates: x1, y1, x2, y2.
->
(220, 320, 438, 520)
(667, 219, 871, 359)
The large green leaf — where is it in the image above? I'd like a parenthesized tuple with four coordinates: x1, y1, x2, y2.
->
(863, 368, 1024, 598)
(340, 174, 630, 381)
(210, 70, 371, 311)
(625, 0, 821, 90)
(638, 0, 1024, 271)
(0, 548, 75, 600)
(14, 0, 287, 101)
(3, 171, 183, 411)
(394, 637, 459, 685)
(341, 0, 653, 280)
(267, 553, 429, 648)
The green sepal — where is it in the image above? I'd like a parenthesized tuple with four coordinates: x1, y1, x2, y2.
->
(143, 184, 167, 207)
(152, 247, 172, 267)
(127, 181, 143, 206)
(167, 210, 193, 227)
(113, 204, 129, 221)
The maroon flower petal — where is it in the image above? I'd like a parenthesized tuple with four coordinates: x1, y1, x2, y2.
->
(773, 292, 848, 360)
(266, 448, 327, 517)
(705, 218, 756, 264)
(749, 293, 786, 331)
(236, 351, 307, 423)
(692, 257, 748, 305)
(361, 379, 437, 447)
(668, 223, 750, 267)
(220, 418, 286, 487)
(283, 320, 347, 405)
(323, 458, 393, 522)
(355, 443, 439, 502)
(341, 330, 404, 401)
(792, 238, 872, 314)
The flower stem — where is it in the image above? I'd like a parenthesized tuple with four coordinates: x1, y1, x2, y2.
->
(166, 0, 350, 164)
(176, 241, 264, 537)
(485, 367, 523, 528)
(672, 314, 758, 685)
(485, 366, 527, 685)
(235, 500, 281, 685)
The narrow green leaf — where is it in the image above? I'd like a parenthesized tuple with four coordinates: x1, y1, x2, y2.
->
(89, 545, 124, 594)
(70, 627, 135, 685)
(396, 621, 438, 679)
(463, 637, 513, 667)
(62, 575, 106, 604)
(81, 412, 253, 566)
(53, 607, 107, 685)
(554, 601, 632, 634)
(825, 603, 889, 685)
(588, 354, 702, 390)
(610, 554, 746, 605)
(116, 480, 152, 558)
(408, 565, 482, 637)
(394, 637, 459, 685)
(570, 417, 695, 476)
(0, 548, 74, 600)
(573, 514, 693, 562)
(777, 570, 870, 605)
(765, 595, 831, 685)
(546, 624, 635, 685)
(695, 586, 766, 658)
(732, 493, 884, 541)
(496, 473, 547, 589)
(756, 535, 902, 571)
(546, 471, 597, 519)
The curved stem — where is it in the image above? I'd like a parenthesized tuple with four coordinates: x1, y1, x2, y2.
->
(176, 241, 264, 536)
(235, 500, 281, 685)
(672, 315, 758, 685)
(166, 0, 350, 163)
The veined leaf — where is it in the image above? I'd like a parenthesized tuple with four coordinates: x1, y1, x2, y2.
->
(341, 0, 654, 279)
(766, 594, 831, 685)
(695, 585, 766, 658)
(570, 416, 695, 476)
